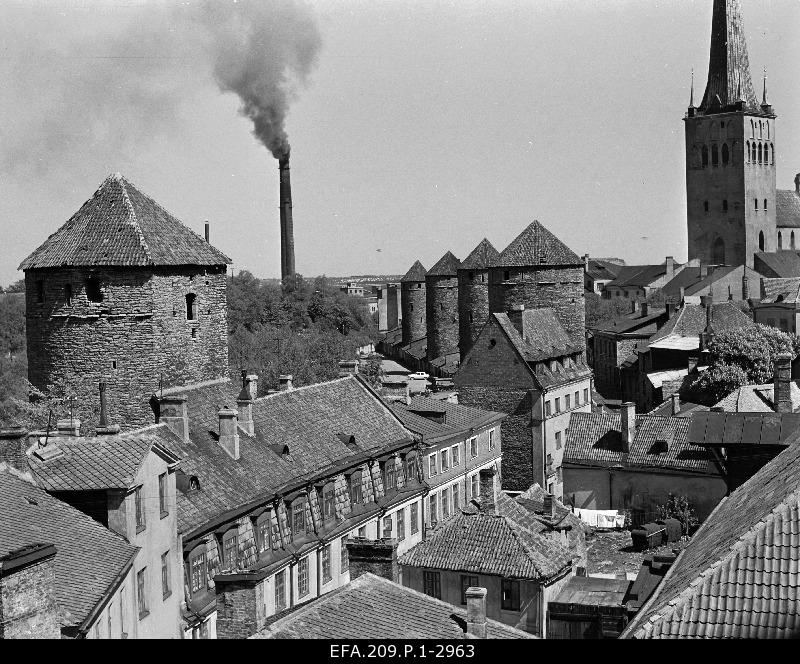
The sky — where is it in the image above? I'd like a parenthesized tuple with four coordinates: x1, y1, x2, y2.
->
(1, 0, 799, 287)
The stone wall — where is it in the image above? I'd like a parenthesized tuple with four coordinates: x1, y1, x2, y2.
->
(0, 546, 60, 639)
(401, 281, 427, 346)
(426, 274, 459, 361)
(25, 265, 228, 431)
(457, 269, 491, 360)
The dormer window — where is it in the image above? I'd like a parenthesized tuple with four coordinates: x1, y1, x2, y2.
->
(290, 498, 306, 535)
(187, 545, 208, 596)
(349, 471, 363, 505)
(404, 454, 417, 483)
(322, 484, 336, 521)
(384, 460, 396, 491)
(255, 512, 270, 553)
(222, 528, 239, 570)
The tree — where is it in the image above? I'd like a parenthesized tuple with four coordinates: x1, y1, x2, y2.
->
(359, 354, 382, 390)
(655, 493, 699, 535)
(646, 288, 667, 308)
(585, 292, 634, 328)
(681, 324, 800, 404)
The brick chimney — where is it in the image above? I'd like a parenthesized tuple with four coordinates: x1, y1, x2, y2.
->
(542, 493, 556, 519)
(214, 569, 268, 639)
(774, 353, 793, 414)
(0, 427, 30, 471)
(158, 394, 190, 443)
(507, 304, 525, 337)
(671, 393, 681, 415)
(700, 294, 714, 349)
(620, 402, 636, 452)
(478, 467, 498, 514)
(742, 272, 750, 300)
(666, 299, 677, 318)
(96, 380, 120, 436)
(464, 587, 488, 638)
(0, 543, 60, 639)
(346, 538, 399, 582)
(583, 254, 589, 271)
(236, 372, 254, 437)
(665, 256, 675, 280)
(278, 374, 293, 391)
(218, 407, 240, 460)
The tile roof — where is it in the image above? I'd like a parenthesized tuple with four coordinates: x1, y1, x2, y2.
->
(621, 424, 800, 639)
(459, 238, 500, 270)
(647, 400, 708, 418)
(27, 427, 178, 491)
(399, 497, 574, 581)
(585, 259, 623, 282)
(776, 189, 800, 228)
(648, 302, 754, 345)
(552, 575, 630, 607)
(426, 251, 460, 277)
(400, 260, 427, 282)
(687, 411, 800, 447)
(759, 277, 800, 304)
(18, 173, 230, 270)
(401, 337, 427, 359)
(606, 263, 680, 289)
(754, 251, 800, 278)
(590, 308, 667, 334)
(391, 396, 504, 445)
(498, 220, 581, 268)
(712, 382, 800, 413)
(0, 468, 138, 631)
(253, 573, 534, 639)
(563, 411, 714, 474)
(157, 376, 415, 535)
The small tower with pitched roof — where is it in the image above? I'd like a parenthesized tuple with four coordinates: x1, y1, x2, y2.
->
(457, 238, 500, 360)
(425, 251, 461, 362)
(685, 0, 777, 268)
(400, 260, 427, 346)
(18, 173, 231, 429)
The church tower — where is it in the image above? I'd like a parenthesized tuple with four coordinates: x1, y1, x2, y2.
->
(685, 0, 776, 268)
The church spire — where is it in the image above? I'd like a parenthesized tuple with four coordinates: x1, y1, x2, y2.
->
(699, 0, 759, 113)
(689, 68, 695, 108)
(762, 67, 768, 105)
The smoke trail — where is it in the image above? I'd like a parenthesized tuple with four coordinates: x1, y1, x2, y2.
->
(199, 0, 322, 159)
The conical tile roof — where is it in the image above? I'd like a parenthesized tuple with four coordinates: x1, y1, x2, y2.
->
(459, 238, 500, 270)
(498, 220, 581, 268)
(427, 251, 461, 277)
(400, 260, 427, 282)
(19, 173, 231, 270)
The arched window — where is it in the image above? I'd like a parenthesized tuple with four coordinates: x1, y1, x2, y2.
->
(758, 143, 763, 163)
(759, 121, 763, 139)
(767, 122, 770, 139)
(792, 232, 796, 249)
(765, 144, 770, 164)
(64, 284, 72, 306)
(712, 237, 725, 264)
(755, 198, 759, 211)
(759, 231, 765, 251)
(746, 141, 750, 162)
(185, 293, 197, 320)
(778, 232, 783, 249)
(86, 277, 103, 303)
(721, 143, 729, 165)
(752, 143, 758, 162)
(702, 146, 709, 167)
(722, 200, 728, 212)
(751, 120, 755, 137)
(711, 144, 719, 166)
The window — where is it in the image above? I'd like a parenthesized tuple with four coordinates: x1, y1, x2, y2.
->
(349, 472, 363, 505)
(555, 397, 561, 413)
(257, 513, 270, 553)
(291, 499, 306, 535)
(545, 401, 551, 416)
(440, 449, 449, 472)
(759, 230, 765, 251)
(189, 549, 207, 594)
(298, 557, 310, 597)
(711, 144, 719, 166)
(574, 390, 580, 406)
(322, 545, 332, 584)
(384, 460, 396, 490)
(161, 551, 171, 599)
(340, 537, 349, 572)
(547, 453, 553, 467)
(764, 199, 768, 212)
(779, 232, 783, 250)
(86, 277, 103, 302)
(423, 571, 442, 600)
(489, 429, 495, 450)
(451, 445, 460, 467)
(792, 231, 796, 250)
(383, 515, 392, 538)
(442, 489, 449, 519)
(323, 485, 335, 520)
(501, 578, 521, 611)
(452, 484, 460, 512)
(565, 394, 571, 409)
(199, 621, 208, 639)
(429, 454, 437, 476)
(764, 143, 770, 163)
(504, 270, 510, 281)
(461, 575, 479, 605)
(186, 293, 197, 320)
(755, 198, 759, 211)
(158, 473, 168, 517)
(137, 568, 148, 618)
(555, 431, 562, 450)
(411, 501, 420, 534)
(722, 143, 729, 165)
(275, 569, 287, 610)
(702, 145, 709, 167)
(584, 388, 589, 403)
(404, 456, 417, 483)
(429, 494, 437, 524)
(397, 509, 406, 541)
(758, 143, 763, 164)
(471, 474, 480, 500)
(223, 529, 238, 569)
(64, 283, 72, 306)
(35, 280, 44, 303)
(746, 140, 751, 162)
(134, 485, 145, 531)
(469, 437, 478, 458)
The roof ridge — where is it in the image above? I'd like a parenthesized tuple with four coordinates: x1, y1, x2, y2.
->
(159, 376, 232, 397)
(252, 375, 353, 404)
(118, 176, 153, 264)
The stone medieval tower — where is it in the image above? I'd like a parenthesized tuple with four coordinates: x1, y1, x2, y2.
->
(489, 221, 585, 350)
(425, 251, 460, 362)
(400, 260, 427, 346)
(19, 173, 231, 430)
(685, 0, 776, 268)
(457, 238, 500, 361)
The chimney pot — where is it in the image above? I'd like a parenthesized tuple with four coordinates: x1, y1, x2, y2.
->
(700, 262, 708, 278)
(543, 493, 556, 519)
(620, 402, 636, 452)
(478, 467, 498, 514)
(158, 394, 190, 443)
(641, 301, 649, 317)
(218, 406, 240, 460)
(774, 353, 793, 414)
(278, 374, 293, 391)
(583, 254, 589, 271)
(0, 426, 30, 470)
(671, 393, 681, 415)
(465, 587, 488, 639)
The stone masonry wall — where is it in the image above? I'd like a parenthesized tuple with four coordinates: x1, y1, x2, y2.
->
(0, 555, 61, 639)
(458, 270, 491, 361)
(426, 274, 459, 361)
(25, 266, 227, 431)
(401, 281, 426, 345)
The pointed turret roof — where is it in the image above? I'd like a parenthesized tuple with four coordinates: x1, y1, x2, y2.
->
(400, 260, 427, 282)
(698, 0, 760, 114)
(427, 251, 461, 277)
(19, 173, 231, 270)
(498, 220, 581, 268)
(459, 238, 500, 270)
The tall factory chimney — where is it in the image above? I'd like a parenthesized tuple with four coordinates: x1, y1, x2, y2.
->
(279, 152, 295, 280)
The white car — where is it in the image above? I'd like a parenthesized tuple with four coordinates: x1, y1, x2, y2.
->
(408, 372, 429, 381)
